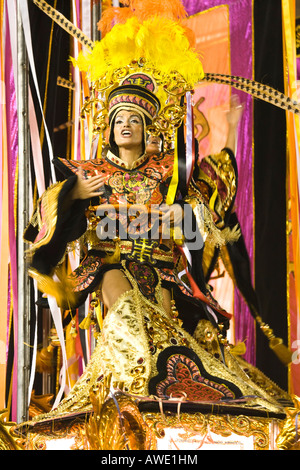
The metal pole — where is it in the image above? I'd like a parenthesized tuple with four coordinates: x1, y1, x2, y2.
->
(16, 2, 31, 424)
(91, 0, 102, 42)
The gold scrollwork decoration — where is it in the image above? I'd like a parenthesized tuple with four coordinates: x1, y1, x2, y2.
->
(80, 59, 194, 147)
(0, 410, 24, 450)
(84, 374, 155, 450)
(209, 414, 270, 449)
(276, 395, 300, 450)
(144, 411, 273, 450)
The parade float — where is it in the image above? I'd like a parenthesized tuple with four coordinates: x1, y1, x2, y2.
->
(0, 0, 299, 451)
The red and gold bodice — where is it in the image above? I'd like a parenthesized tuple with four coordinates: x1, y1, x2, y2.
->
(57, 150, 175, 207)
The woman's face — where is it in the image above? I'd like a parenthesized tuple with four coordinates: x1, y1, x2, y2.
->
(146, 135, 162, 155)
(113, 110, 144, 151)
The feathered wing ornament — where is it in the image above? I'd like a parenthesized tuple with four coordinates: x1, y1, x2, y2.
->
(73, 16, 204, 88)
(97, 7, 133, 37)
(126, 0, 187, 20)
(28, 264, 76, 308)
(98, 0, 188, 35)
(33, 0, 300, 115)
(97, 0, 196, 47)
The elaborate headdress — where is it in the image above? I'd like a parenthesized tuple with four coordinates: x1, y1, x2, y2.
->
(107, 75, 161, 124)
(73, 0, 204, 150)
(106, 72, 161, 153)
(34, 0, 300, 120)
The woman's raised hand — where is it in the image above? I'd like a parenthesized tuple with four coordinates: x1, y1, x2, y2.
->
(226, 94, 244, 127)
(225, 94, 244, 152)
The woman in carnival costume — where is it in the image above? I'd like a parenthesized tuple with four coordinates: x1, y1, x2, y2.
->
(24, 0, 287, 420)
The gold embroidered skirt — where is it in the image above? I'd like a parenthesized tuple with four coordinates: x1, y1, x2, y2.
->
(30, 260, 285, 424)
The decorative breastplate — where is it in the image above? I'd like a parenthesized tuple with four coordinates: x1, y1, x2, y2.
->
(57, 151, 175, 241)
(57, 151, 174, 206)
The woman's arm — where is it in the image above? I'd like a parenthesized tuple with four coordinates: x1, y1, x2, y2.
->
(225, 94, 244, 153)
(24, 169, 105, 275)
